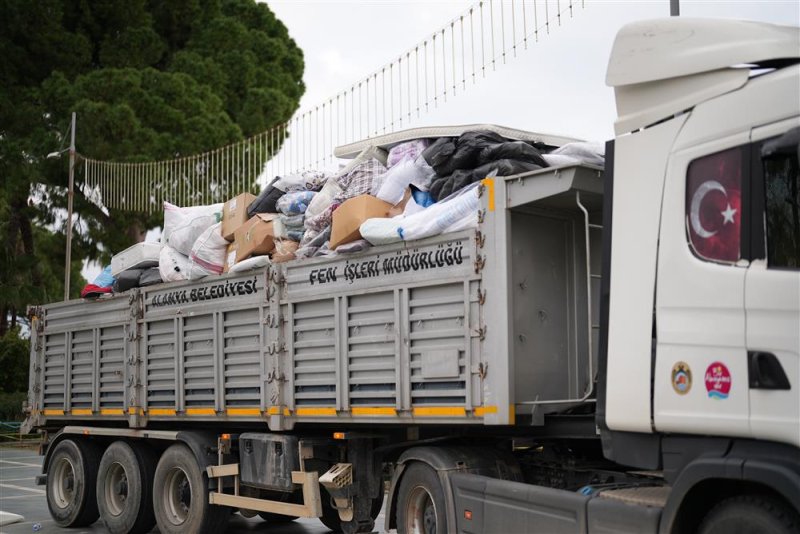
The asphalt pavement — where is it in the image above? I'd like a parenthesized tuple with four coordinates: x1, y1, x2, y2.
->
(0, 446, 387, 533)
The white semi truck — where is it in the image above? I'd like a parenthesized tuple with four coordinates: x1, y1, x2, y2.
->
(23, 17, 800, 534)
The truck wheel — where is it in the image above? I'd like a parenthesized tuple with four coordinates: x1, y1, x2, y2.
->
(698, 494, 800, 534)
(396, 463, 447, 534)
(96, 441, 157, 534)
(46, 438, 101, 527)
(152, 443, 228, 534)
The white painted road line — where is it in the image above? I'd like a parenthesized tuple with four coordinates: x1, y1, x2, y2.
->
(0, 483, 45, 495)
(0, 477, 37, 483)
(0, 460, 40, 467)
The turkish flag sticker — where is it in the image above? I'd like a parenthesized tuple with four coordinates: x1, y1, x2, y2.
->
(686, 147, 742, 262)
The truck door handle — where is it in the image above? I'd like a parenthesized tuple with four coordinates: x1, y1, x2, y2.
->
(747, 351, 791, 390)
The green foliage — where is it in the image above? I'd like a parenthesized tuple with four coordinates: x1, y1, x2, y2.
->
(0, 0, 304, 318)
(0, 328, 29, 394)
(0, 392, 28, 421)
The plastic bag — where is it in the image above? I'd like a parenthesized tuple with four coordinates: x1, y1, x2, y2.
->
(247, 186, 284, 217)
(398, 182, 481, 240)
(373, 158, 433, 205)
(429, 159, 542, 201)
(159, 245, 190, 282)
(187, 222, 228, 280)
(280, 214, 305, 229)
(81, 265, 116, 298)
(387, 139, 430, 168)
(229, 255, 270, 273)
(543, 142, 605, 166)
(138, 267, 163, 287)
(305, 178, 342, 225)
(113, 269, 143, 293)
(480, 141, 547, 167)
(273, 170, 328, 192)
(361, 182, 481, 245)
(163, 201, 223, 256)
(276, 191, 316, 215)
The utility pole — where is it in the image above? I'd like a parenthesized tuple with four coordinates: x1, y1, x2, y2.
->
(670, 0, 680, 16)
(64, 112, 76, 301)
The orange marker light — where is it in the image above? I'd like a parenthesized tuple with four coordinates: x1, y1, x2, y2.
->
(333, 432, 346, 440)
(221, 434, 231, 440)
(464, 510, 473, 520)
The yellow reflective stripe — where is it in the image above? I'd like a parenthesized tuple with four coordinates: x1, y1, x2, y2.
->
(71, 409, 92, 416)
(226, 408, 261, 416)
(481, 177, 495, 211)
(473, 405, 498, 417)
(128, 407, 144, 416)
(148, 408, 176, 416)
(412, 406, 467, 417)
(185, 408, 216, 416)
(351, 407, 397, 416)
(295, 407, 337, 416)
(266, 406, 291, 416)
(509, 404, 516, 425)
(43, 409, 64, 416)
(100, 408, 124, 416)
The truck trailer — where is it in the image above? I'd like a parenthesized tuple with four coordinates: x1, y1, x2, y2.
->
(23, 17, 800, 534)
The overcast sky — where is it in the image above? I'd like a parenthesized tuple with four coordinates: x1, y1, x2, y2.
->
(268, 0, 799, 142)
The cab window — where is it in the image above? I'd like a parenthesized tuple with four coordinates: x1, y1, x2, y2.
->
(761, 127, 800, 269)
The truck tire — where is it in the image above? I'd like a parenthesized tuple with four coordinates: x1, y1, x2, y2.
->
(96, 440, 157, 534)
(698, 494, 800, 534)
(396, 462, 448, 534)
(152, 443, 229, 534)
(46, 438, 101, 527)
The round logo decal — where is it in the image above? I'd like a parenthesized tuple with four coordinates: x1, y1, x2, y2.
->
(671, 362, 692, 395)
(705, 362, 732, 399)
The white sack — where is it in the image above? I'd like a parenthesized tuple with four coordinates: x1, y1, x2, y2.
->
(163, 201, 223, 256)
(159, 245, 190, 283)
(360, 182, 480, 246)
(187, 223, 228, 280)
(228, 255, 270, 273)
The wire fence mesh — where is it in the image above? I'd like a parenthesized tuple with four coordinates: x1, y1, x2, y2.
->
(79, 0, 585, 212)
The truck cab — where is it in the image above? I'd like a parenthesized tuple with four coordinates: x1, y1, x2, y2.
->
(600, 16, 800, 532)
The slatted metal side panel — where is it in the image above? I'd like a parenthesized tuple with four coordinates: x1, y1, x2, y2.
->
(43, 333, 66, 410)
(222, 308, 261, 407)
(408, 283, 468, 406)
(69, 330, 94, 410)
(347, 292, 397, 406)
(146, 319, 176, 408)
(292, 299, 337, 407)
(98, 326, 126, 411)
(183, 315, 215, 408)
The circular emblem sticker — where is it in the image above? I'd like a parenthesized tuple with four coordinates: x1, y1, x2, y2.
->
(671, 362, 692, 395)
(705, 362, 732, 399)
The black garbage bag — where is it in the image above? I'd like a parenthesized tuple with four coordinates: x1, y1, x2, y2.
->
(138, 267, 163, 287)
(424, 131, 509, 177)
(429, 159, 544, 201)
(113, 268, 144, 293)
(421, 137, 457, 175)
(479, 141, 548, 168)
(247, 185, 284, 217)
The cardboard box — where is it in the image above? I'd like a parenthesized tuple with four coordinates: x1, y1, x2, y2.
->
(330, 195, 395, 250)
(221, 192, 257, 241)
(235, 213, 278, 261)
(222, 242, 239, 273)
